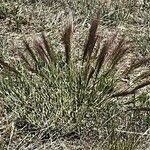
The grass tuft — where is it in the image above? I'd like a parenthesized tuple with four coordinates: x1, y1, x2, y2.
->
(0, 1, 150, 149)
(41, 32, 56, 64)
(82, 11, 99, 64)
(62, 19, 73, 64)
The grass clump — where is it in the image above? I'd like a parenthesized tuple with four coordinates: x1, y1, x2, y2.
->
(0, 4, 150, 150)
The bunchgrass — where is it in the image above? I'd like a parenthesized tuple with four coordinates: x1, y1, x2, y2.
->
(0, 0, 150, 150)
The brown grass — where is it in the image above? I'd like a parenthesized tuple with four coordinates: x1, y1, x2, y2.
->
(0, 59, 20, 75)
(62, 19, 73, 64)
(82, 11, 100, 64)
(41, 32, 56, 64)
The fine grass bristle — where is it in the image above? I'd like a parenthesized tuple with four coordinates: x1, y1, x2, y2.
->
(82, 12, 99, 63)
(18, 51, 34, 68)
(17, 50, 39, 74)
(112, 36, 124, 55)
(129, 107, 150, 112)
(33, 39, 49, 64)
(134, 70, 150, 82)
(93, 35, 103, 59)
(111, 46, 129, 70)
(95, 42, 109, 78)
(111, 90, 134, 98)
(86, 66, 95, 85)
(62, 20, 73, 64)
(111, 37, 125, 61)
(133, 80, 150, 92)
(0, 59, 20, 75)
(101, 32, 118, 63)
(111, 80, 150, 97)
(124, 57, 150, 75)
(105, 37, 129, 76)
(108, 36, 127, 67)
(17, 51, 31, 67)
(41, 32, 56, 64)
(23, 39, 38, 64)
